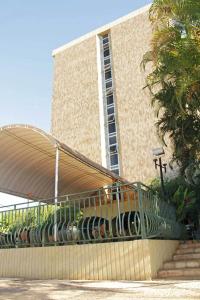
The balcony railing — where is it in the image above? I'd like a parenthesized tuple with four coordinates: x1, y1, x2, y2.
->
(0, 182, 184, 248)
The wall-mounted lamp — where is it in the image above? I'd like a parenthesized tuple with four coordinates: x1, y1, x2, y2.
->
(152, 147, 165, 157)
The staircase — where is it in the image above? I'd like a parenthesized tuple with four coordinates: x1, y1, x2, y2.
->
(158, 241, 200, 280)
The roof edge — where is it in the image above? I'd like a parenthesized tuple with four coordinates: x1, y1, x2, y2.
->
(52, 4, 151, 57)
(0, 124, 128, 185)
(0, 124, 58, 148)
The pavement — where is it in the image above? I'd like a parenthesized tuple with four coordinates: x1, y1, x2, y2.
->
(0, 279, 200, 300)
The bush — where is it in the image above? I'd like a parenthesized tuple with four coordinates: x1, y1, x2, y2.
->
(150, 176, 200, 226)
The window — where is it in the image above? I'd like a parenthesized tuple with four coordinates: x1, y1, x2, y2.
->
(105, 70, 112, 81)
(107, 94, 114, 105)
(109, 135, 117, 145)
(103, 43, 109, 51)
(106, 87, 113, 95)
(108, 114, 115, 123)
(105, 80, 112, 89)
(101, 33, 120, 175)
(110, 145, 117, 154)
(104, 63, 111, 71)
(108, 122, 116, 134)
(107, 106, 114, 115)
(104, 57, 111, 66)
(110, 153, 118, 166)
(103, 35, 109, 45)
(103, 48, 110, 58)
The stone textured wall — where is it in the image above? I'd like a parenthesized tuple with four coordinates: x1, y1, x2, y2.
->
(51, 37, 102, 165)
(51, 9, 172, 183)
(110, 10, 169, 182)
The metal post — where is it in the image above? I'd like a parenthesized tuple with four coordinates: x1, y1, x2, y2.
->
(116, 182, 122, 235)
(138, 182, 146, 239)
(159, 157, 166, 199)
(38, 202, 40, 225)
(153, 156, 167, 200)
(54, 147, 59, 243)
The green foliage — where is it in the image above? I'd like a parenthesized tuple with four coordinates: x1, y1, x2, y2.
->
(142, 0, 200, 173)
(45, 204, 82, 226)
(0, 203, 83, 235)
(0, 207, 41, 233)
(173, 185, 196, 221)
(150, 176, 200, 223)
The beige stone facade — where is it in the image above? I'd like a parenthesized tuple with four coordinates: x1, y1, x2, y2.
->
(52, 36, 102, 165)
(110, 10, 159, 182)
(51, 5, 171, 183)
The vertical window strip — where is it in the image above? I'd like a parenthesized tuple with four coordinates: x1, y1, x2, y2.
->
(100, 33, 120, 175)
(96, 35, 107, 168)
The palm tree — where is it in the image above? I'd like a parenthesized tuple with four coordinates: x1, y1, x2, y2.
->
(142, 0, 200, 174)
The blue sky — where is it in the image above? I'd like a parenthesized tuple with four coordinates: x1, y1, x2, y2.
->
(0, 0, 151, 133)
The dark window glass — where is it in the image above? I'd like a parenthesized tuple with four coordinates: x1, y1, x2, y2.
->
(103, 36, 109, 44)
(107, 106, 114, 115)
(106, 80, 112, 89)
(110, 145, 117, 153)
(108, 122, 116, 134)
(104, 57, 110, 66)
(104, 62, 111, 71)
(107, 94, 114, 105)
(109, 135, 117, 145)
(103, 43, 109, 50)
(105, 70, 112, 81)
(108, 114, 115, 123)
(104, 48, 110, 57)
(110, 154, 118, 166)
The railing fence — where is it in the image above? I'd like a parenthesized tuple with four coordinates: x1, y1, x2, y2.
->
(0, 182, 183, 248)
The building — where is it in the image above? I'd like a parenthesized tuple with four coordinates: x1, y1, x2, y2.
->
(0, 125, 181, 281)
(0, 6, 185, 282)
(51, 4, 171, 183)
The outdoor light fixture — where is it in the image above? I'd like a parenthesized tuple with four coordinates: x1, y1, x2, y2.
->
(152, 147, 167, 199)
(152, 147, 165, 157)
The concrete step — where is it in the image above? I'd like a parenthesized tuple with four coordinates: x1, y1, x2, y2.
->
(179, 242, 200, 249)
(181, 240, 200, 244)
(173, 253, 200, 261)
(158, 268, 200, 279)
(158, 276, 200, 280)
(163, 260, 200, 270)
(176, 247, 200, 254)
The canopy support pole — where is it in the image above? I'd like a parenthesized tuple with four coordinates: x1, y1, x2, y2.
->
(54, 147, 59, 243)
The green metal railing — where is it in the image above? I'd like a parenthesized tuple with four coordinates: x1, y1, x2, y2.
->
(0, 182, 183, 248)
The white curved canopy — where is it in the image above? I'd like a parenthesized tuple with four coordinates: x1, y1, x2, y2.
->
(0, 124, 125, 201)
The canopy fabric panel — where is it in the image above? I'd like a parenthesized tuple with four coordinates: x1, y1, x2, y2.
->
(0, 124, 125, 201)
